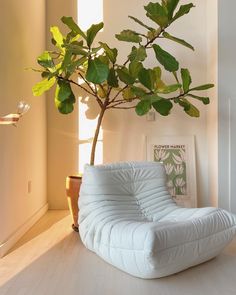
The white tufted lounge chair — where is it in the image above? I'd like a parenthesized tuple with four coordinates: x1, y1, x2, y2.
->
(79, 162, 236, 279)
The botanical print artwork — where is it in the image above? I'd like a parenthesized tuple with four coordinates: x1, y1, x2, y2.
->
(153, 144, 187, 197)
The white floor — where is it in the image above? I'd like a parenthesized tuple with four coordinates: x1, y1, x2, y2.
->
(0, 210, 236, 295)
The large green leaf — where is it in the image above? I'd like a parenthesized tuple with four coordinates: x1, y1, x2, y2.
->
(187, 94, 210, 105)
(178, 99, 190, 111)
(153, 44, 179, 72)
(138, 68, 156, 90)
(99, 42, 118, 64)
(92, 46, 103, 54)
(50, 26, 64, 49)
(179, 99, 199, 117)
(61, 16, 86, 39)
(61, 50, 72, 71)
(162, 0, 180, 19)
(115, 30, 142, 43)
(55, 80, 74, 102)
(85, 58, 109, 84)
(55, 79, 76, 114)
(129, 61, 143, 78)
(55, 98, 75, 114)
(181, 68, 192, 92)
(107, 68, 119, 87)
(66, 56, 87, 73)
(163, 32, 194, 50)
(97, 85, 108, 98)
(189, 84, 214, 91)
(157, 83, 181, 94)
(128, 46, 147, 62)
(32, 77, 56, 96)
(171, 3, 195, 23)
(130, 86, 147, 97)
(144, 2, 169, 27)
(117, 67, 135, 85)
(153, 67, 162, 79)
(98, 55, 110, 66)
(142, 94, 163, 103)
(135, 100, 152, 116)
(128, 16, 154, 31)
(122, 87, 135, 100)
(70, 40, 84, 47)
(185, 103, 200, 117)
(66, 44, 88, 56)
(156, 78, 166, 90)
(87, 22, 104, 47)
(153, 66, 166, 90)
(41, 71, 50, 78)
(152, 99, 173, 116)
(37, 51, 54, 68)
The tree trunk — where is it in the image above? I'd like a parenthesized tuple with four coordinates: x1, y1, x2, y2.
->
(90, 107, 106, 165)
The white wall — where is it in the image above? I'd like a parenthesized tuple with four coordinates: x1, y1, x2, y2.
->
(0, 0, 47, 251)
(218, 0, 236, 213)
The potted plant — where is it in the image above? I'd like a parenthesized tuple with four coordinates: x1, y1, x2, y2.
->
(32, 0, 214, 228)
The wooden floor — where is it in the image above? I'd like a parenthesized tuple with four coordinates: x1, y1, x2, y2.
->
(1, 210, 236, 295)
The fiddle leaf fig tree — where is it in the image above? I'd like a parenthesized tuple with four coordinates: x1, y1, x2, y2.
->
(32, 0, 214, 165)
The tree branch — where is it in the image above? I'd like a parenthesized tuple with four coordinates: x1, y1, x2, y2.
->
(109, 28, 166, 104)
(167, 92, 186, 101)
(96, 97, 104, 109)
(107, 99, 137, 109)
(57, 75, 104, 108)
(173, 72, 183, 96)
(99, 84, 106, 95)
(78, 73, 97, 96)
(110, 99, 126, 104)
(109, 85, 128, 104)
(57, 76, 95, 97)
(107, 85, 113, 98)
(107, 28, 168, 103)
(109, 106, 136, 110)
(78, 73, 105, 108)
(123, 28, 165, 67)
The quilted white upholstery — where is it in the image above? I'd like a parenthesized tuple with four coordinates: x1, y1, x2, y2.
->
(79, 162, 236, 278)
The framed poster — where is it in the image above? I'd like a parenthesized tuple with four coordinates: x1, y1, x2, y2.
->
(146, 136, 197, 208)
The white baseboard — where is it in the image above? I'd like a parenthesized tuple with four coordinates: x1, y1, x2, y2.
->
(0, 203, 48, 258)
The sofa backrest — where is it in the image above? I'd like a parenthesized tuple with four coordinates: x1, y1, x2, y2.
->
(79, 162, 176, 218)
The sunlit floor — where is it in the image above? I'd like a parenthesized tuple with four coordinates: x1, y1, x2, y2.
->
(0, 210, 236, 295)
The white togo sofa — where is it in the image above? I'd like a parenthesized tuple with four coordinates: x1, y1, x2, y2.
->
(79, 162, 236, 279)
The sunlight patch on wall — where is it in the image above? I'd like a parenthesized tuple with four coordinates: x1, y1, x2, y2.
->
(77, 0, 104, 173)
(78, 98, 103, 174)
(77, 0, 103, 31)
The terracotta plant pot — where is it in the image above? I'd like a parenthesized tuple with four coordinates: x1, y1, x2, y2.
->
(66, 175, 82, 232)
